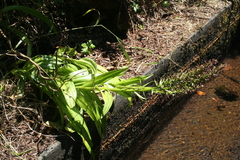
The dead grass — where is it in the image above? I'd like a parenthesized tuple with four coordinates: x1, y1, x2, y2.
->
(0, 79, 58, 159)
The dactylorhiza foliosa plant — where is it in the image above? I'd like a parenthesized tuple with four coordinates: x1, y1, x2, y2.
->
(12, 45, 222, 158)
(11, 46, 152, 157)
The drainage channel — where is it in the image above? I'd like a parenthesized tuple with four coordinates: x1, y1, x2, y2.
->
(138, 39, 240, 160)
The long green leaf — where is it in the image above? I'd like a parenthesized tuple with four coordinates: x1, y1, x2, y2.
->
(98, 24, 130, 62)
(83, 9, 101, 26)
(117, 38, 130, 62)
(75, 90, 106, 137)
(54, 92, 93, 156)
(58, 64, 79, 75)
(101, 88, 113, 116)
(81, 68, 128, 87)
(67, 58, 97, 74)
(58, 80, 77, 109)
(110, 75, 151, 86)
(76, 90, 103, 121)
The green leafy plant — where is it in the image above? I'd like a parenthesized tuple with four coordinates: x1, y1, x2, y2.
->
(10, 45, 222, 158)
(162, 1, 171, 8)
(11, 47, 152, 158)
(138, 24, 144, 30)
(81, 40, 96, 55)
(131, 1, 140, 12)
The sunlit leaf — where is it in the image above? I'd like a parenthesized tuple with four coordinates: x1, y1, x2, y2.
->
(58, 80, 77, 108)
(58, 64, 79, 75)
(82, 68, 128, 87)
(111, 75, 151, 86)
(52, 91, 93, 155)
(67, 58, 97, 74)
(56, 46, 78, 57)
(101, 87, 113, 116)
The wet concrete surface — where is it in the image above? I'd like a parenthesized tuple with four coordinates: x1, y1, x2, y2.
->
(138, 44, 240, 160)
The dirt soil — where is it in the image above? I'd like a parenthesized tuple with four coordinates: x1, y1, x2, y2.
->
(0, 0, 229, 159)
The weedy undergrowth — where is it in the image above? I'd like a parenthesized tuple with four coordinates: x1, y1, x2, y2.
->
(80, 40, 96, 55)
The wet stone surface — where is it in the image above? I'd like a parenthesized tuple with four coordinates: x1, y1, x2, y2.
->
(138, 43, 240, 159)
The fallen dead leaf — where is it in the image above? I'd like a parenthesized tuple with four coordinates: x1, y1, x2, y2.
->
(212, 97, 218, 102)
(196, 91, 206, 96)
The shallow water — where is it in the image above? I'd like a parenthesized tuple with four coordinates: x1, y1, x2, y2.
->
(138, 44, 240, 160)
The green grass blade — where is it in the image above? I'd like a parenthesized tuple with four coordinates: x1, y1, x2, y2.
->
(98, 24, 130, 62)
(83, 9, 101, 26)
(2, 25, 33, 56)
(117, 38, 130, 62)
